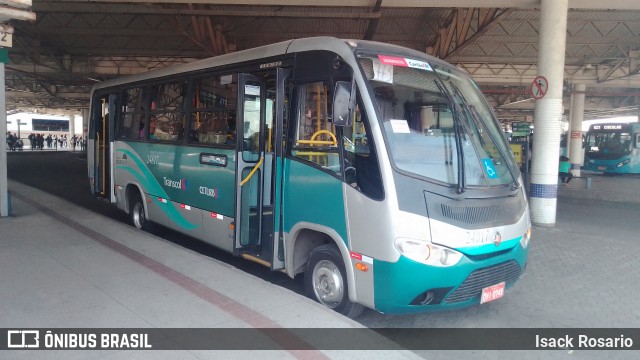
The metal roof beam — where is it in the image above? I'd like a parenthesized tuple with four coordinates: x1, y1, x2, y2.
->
(427, 8, 504, 59)
(34, 0, 640, 10)
(33, 2, 380, 19)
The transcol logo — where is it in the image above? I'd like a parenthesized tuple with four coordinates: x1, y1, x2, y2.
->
(163, 177, 189, 191)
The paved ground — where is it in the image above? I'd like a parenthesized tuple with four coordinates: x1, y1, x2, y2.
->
(3, 152, 640, 359)
(1, 180, 420, 360)
(358, 173, 640, 359)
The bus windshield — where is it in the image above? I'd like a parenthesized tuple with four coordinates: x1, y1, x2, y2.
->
(586, 130, 633, 159)
(358, 56, 518, 188)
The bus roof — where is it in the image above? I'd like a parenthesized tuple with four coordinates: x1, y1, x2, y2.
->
(90, 36, 456, 93)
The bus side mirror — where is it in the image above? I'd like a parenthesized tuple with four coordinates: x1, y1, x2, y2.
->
(332, 81, 354, 127)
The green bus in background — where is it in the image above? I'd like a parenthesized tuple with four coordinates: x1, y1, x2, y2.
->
(88, 37, 531, 317)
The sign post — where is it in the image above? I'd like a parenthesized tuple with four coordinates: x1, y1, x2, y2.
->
(1, 2, 36, 217)
(0, 48, 7, 216)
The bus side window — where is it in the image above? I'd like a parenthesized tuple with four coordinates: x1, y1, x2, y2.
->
(342, 98, 384, 200)
(189, 74, 237, 146)
(119, 87, 145, 140)
(636, 134, 640, 148)
(149, 81, 187, 142)
(291, 82, 341, 175)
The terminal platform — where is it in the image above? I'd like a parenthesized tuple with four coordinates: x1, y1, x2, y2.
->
(1, 180, 420, 359)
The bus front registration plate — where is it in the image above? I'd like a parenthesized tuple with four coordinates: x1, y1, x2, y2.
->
(480, 281, 505, 304)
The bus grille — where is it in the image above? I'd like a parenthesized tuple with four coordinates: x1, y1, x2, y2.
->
(440, 204, 508, 224)
(444, 260, 522, 303)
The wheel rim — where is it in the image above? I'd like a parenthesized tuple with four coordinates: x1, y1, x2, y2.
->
(132, 201, 145, 229)
(312, 259, 344, 308)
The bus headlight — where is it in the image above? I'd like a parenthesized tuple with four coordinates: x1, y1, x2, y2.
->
(394, 238, 463, 267)
(617, 159, 630, 168)
(520, 228, 531, 249)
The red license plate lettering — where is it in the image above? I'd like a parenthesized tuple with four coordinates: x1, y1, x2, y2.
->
(481, 281, 505, 304)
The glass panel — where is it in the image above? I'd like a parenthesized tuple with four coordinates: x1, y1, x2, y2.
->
(149, 81, 187, 142)
(189, 74, 237, 146)
(119, 87, 145, 140)
(240, 168, 261, 246)
(291, 82, 341, 174)
(242, 83, 262, 162)
(342, 97, 383, 200)
(358, 57, 518, 187)
(436, 67, 517, 186)
(586, 130, 633, 159)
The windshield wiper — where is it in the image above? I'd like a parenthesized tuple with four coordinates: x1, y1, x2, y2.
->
(434, 80, 465, 194)
(446, 80, 519, 190)
(467, 104, 520, 190)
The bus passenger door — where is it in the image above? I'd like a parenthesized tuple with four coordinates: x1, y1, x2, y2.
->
(235, 74, 267, 256)
(91, 93, 116, 202)
(235, 71, 286, 270)
(270, 68, 289, 270)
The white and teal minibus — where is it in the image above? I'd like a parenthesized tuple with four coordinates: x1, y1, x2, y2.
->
(88, 37, 531, 317)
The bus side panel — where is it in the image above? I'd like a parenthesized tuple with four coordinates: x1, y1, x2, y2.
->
(113, 141, 236, 248)
(343, 186, 398, 310)
(113, 141, 168, 225)
(281, 158, 349, 249)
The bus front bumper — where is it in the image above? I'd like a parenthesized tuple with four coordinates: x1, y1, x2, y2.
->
(371, 244, 528, 314)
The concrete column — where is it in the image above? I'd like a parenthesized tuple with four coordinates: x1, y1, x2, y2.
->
(81, 109, 89, 139)
(69, 114, 76, 149)
(566, 90, 575, 156)
(0, 62, 8, 217)
(530, 0, 569, 226)
(569, 83, 586, 177)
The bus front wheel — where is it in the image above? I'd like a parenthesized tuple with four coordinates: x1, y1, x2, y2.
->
(305, 244, 364, 318)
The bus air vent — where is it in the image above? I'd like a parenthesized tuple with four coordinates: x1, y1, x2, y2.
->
(444, 260, 522, 303)
(440, 204, 508, 224)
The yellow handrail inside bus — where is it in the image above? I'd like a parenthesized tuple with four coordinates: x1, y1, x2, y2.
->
(296, 140, 336, 145)
(296, 130, 338, 166)
(295, 130, 337, 147)
(294, 151, 337, 156)
(311, 129, 337, 146)
(239, 157, 263, 186)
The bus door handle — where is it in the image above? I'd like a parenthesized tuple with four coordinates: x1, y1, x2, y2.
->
(240, 157, 263, 186)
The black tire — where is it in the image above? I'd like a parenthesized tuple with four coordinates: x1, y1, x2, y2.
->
(305, 244, 364, 318)
(129, 192, 153, 231)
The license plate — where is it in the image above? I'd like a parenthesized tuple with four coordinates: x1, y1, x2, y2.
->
(598, 166, 607, 170)
(480, 282, 505, 304)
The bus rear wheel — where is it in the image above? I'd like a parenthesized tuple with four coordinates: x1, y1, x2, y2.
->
(129, 193, 152, 231)
(305, 244, 364, 318)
